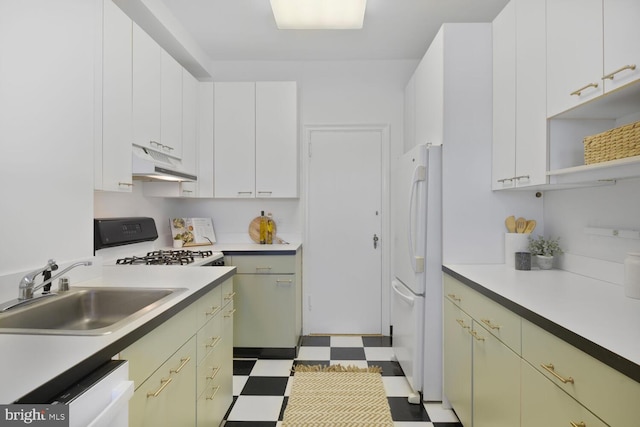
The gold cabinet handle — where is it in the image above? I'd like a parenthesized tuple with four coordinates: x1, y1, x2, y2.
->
(206, 336, 222, 349)
(170, 357, 191, 374)
(541, 363, 574, 384)
(570, 82, 598, 96)
(147, 377, 172, 398)
(206, 386, 220, 400)
(570, 422, 586, 427)
(205, 306, 220, 316)
(224, 292, 236, 300)
(256, 266, 272, 271)
(118, 182, 134, 187)
(224, 308, 237, 318)
(456, 319, 470, 329)
(602, 64, 636, 80)
(207, 366, 221, 380)
(481, 318, 501, 330)
(469, 330, 485, 341)
(447, 293, 461, 302)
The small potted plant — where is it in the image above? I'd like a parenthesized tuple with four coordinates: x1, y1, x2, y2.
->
(528, 235, 562, 270)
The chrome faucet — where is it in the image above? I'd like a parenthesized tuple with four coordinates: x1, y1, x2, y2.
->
(18, 259, 93, 300)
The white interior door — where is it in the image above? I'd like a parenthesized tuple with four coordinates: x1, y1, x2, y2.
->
(305, 127, 383, 334)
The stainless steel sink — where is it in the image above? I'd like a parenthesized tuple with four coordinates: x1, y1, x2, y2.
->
(0, 287, 186, 335)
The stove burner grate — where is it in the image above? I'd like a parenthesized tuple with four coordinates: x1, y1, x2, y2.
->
(115, 249, 215, 266)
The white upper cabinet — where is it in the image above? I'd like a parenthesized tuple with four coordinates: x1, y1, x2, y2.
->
(492, 1, 517, 190)
(176, 70, 198, 197)
(132, 23, 161, 150)
(546, 0, 602, 117)
(492, 0, 547, 190)
(214, 82, 256, 198)
(132, 24, 185, 159)
(603, 0, 640, 93)
(255, 81, 298, 198)
(160, 50, 183, 157)
(214, 81, 298, 198)
(96, 0, 133, 192)
(547, 0, 640, 117)
(412, 43, 443, 147)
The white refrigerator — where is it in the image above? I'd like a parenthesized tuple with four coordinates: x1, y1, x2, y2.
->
(391, 143, 442, 403)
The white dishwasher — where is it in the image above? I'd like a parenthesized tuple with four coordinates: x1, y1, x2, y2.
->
(51, 360, 133, 427)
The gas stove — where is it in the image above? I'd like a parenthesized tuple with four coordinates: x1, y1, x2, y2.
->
(95, 217, 224, 267)
(116, 249, 219, 266)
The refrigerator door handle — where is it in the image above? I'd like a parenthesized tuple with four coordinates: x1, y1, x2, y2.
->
(408, 165, 426, 273)
(392, 280, 415, 307)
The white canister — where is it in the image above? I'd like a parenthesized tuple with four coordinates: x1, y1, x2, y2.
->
(624, 253, 640, 299)
(505, 233, 530, 268)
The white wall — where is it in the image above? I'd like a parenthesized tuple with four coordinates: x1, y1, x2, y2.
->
(0, 1, 96, 276)
(544, 178, 640, 267)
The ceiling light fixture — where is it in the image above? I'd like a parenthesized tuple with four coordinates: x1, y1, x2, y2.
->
(270, 0, 367, 30)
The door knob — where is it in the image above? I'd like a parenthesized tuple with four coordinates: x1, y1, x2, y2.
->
(373, 234, 379, 249)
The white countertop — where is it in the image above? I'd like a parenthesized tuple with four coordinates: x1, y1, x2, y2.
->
(444, 264, 640, 372)
(211, 242, 301, 253)
(0, 265, 235, 403)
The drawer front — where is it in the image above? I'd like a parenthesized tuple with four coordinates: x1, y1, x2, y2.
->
(196, 285, 222, 329)
(444, 274, 521, 353)
(122, 302, 197, 387)
(521, 359, 609, 427)
(197, 311, 223, 364)
(471, 291, 521, 354)
(230, 254, 295, 274)
(522, 319, 640, 427)
(221, 278, 235, 307)
(197, 344, 224, 398)
(444, 274, 475, 311)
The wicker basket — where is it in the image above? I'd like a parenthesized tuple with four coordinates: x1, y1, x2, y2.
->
(583, 120, 640, 165)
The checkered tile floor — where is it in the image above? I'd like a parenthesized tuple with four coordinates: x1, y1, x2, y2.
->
(223, 335, 462, 426)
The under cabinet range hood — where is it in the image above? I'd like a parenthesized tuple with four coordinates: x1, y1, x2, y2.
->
(132, 144, 197, 182)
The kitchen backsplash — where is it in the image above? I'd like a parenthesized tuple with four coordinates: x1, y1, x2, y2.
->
(544, 176, 640, 282)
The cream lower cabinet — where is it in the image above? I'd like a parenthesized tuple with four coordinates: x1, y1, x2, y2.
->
(471, 321, 520, 427)
(522, 318, 640, 427)
(443, 299, 472, 427)
(227, 252, 301, 353)
(121, 279, 234, 427)
(521, 360, 608, 427)
(444, 272, 640, 427)
(129, 337, 197, 427)
(444, 274, 520, 427)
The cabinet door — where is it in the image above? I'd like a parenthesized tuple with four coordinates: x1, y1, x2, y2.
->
(255, 81, 298, 198)
(132, 24, 161, 149)
(472, 322, 520, 427)
(514, 0, 547, 187)
(443, 299, 472, 427)
(415, 32, 443, 146)
(160, 50, 182, 157)
(546, 0, 603, 117)
(491, 0, 517, 190)
(214, 82, 255, 198)
(182, 70, 198, 177)
(234, 274, 296, 348)
(603, 0, 640, 93)
(130, 337, 196, 427)
(521, 360, 608, 427)
(197, 82, 214, 198)
(100, 0, 132, 192)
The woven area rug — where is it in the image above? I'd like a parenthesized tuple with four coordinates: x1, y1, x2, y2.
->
(282, 365, 394, 427)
